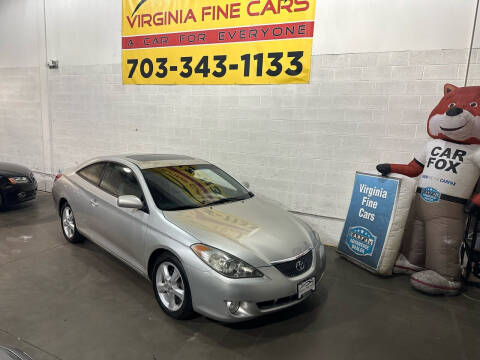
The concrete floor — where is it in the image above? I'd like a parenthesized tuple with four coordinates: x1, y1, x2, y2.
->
(0, 192, 479, 360)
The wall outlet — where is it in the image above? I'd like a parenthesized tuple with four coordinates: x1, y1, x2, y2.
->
(47, 59, 59, 69)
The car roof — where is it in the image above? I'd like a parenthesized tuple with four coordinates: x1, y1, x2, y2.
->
(87, 154, 210, 170)
(126, 154, 194, 162)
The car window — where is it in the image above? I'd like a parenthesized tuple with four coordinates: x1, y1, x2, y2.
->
(142, 164, 252, 211)
(99, 163, 143, 199)
(77, 162, 105, 185)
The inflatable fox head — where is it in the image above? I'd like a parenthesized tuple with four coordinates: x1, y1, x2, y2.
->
(428, 84, 480, 144)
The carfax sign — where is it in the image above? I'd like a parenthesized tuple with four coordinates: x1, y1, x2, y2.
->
(337, 173, 400, 270)
(121, 0, 316, 84)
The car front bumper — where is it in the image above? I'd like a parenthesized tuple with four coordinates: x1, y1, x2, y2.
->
(1, 182, 37, 206)
(185, 242, 326, 322)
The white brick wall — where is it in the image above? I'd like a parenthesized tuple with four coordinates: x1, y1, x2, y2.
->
(1, 49, 474, 245)
(0, 67, 55, 191)
(0, 67, 43, 170)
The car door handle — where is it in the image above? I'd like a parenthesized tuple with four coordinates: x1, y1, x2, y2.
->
(90, 199, 99, 207)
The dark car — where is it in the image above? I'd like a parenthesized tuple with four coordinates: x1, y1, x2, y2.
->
(0, 162, 37, 208)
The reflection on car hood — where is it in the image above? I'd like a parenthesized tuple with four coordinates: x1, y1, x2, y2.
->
(164, 197, 313, 266)
(0, 162, 31, 177)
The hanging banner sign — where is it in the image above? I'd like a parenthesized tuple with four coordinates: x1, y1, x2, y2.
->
(121, 0, 316, 84)
(337, 173, 400, 271)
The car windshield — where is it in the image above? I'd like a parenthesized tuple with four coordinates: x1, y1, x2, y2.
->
(142, 164, 252, 211)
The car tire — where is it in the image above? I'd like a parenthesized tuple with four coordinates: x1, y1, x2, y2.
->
(152, 253, 195, 320)
(61, 202, 83, 244)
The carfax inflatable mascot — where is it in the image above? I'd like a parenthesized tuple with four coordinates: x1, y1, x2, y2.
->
(377, 84, 480, 295)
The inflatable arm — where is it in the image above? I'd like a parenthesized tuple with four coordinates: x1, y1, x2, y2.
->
(466, 193, 480, 214)
(471, 193, 480, 206)
(376, 159, 424, 178)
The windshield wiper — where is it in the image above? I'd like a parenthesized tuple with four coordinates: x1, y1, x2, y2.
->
(167, 193, 254, 211)
(167, 204, 202, 211)
(205, 195, 252, 207)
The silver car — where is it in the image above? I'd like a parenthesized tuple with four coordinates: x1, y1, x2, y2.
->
(0, 347, 33, 360)
(52, 154, 326, 322)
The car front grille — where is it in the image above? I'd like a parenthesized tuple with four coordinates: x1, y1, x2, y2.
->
(273, 249, 313, 277)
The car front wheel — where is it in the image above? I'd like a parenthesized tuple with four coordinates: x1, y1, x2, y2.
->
(152, 253, 195, 320)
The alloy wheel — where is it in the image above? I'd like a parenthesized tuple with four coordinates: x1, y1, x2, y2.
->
(155, 261, 185, 312)
(62, 206, 75, 239)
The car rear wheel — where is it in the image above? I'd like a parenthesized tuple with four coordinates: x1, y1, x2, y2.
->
(61, 202, 83, 243)
(152, 253, 195, 320)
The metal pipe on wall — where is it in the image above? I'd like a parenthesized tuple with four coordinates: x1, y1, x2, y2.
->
(465, 0, 480, 86)
(39, 0, 53, 179)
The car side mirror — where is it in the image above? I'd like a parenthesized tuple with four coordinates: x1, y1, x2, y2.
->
(117, 195, 144, 209)
(242, 181, 250, 189)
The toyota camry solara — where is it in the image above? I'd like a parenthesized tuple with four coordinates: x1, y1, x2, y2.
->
(52, 154, 326, 322)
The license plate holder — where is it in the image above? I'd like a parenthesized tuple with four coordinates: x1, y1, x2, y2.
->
(297, 277, 315, 299)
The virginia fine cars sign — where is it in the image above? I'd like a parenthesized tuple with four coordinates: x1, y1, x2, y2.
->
(337, 173, 400, 271)
(121, 0, 316, 84)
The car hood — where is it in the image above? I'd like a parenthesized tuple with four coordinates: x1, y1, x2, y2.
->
(0, 162, 31, 177)
(164, 196, 313, 267)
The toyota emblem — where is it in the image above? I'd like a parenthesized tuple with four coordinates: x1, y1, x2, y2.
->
(296, 260, 305, 272)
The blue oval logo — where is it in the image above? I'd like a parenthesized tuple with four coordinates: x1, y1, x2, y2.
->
(346, 226, 377, 256)
(421, 187, 441, 203)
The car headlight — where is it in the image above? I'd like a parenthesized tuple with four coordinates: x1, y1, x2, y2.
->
(8, 177, 28, 184)
(191, 244, 263, 278)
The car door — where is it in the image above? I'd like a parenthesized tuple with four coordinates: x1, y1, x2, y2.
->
(94, 162, 149, 272)
(73, 162, 107, 240)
